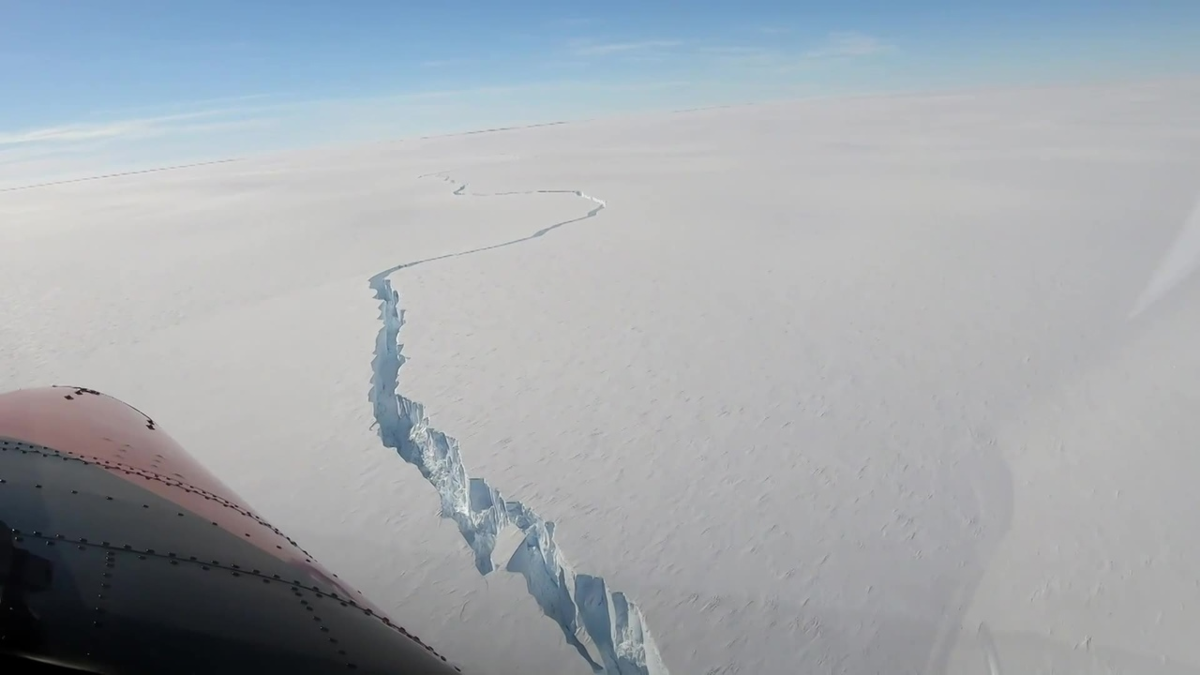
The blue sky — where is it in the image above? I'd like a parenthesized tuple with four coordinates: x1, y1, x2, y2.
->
(1, 0, 1198, 182)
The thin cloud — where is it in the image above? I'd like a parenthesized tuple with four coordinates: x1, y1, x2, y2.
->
(620, 54, 671, 65)
(700, 45, 783, 69)
(157, 118, 277, 136)
(0, 123, 138, 146)
(0, 109, 240, 147)
(569, 39, 683, 57)
(803, 31, 891, 59)
(0, 77, 694, 184)
(0, 138, 109, 167)
(700, 32, 893, 73)
(546, 17, 596, 28)
(540, 59, 591, 70)
(0, 110, 267, 188)
(83, 93, 285, 120)
(0, 91, 451, 152)
(702, 46, 772, 55)
(420, 58, 471, 68)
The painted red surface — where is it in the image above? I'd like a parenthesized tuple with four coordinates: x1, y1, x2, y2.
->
(0, 386, 386, 615)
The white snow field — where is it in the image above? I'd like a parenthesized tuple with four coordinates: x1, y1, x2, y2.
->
(3, 78, 1200, 675)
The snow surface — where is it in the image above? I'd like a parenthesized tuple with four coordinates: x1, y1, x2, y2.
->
(3, 78, 1200, 675)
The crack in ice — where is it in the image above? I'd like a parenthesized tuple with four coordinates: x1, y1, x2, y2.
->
(367, 173, 669, 675)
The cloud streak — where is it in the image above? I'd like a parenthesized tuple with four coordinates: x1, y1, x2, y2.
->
(0, 105, 280, 187)
(420, 58, 472, 68)
(81, 93, 285, 120)
(569, 39, 683, 57)
(803, 31, 892, 59)
(700, 31, 893, 73)
(0, 77, 708, 187)
(0, 109, 252, 148)
(545, 17, 596, 29)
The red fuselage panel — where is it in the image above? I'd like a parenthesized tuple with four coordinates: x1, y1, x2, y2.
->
(0, 386, 462, 674)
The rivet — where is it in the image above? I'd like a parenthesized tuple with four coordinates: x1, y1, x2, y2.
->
(137, 555, 146, 560)
(262, 578, 270, 584)
(78, 545, 86, 550)
(106, 496, 113, 501)
(46, 541, 55, 547)
(123, 545, 131, 550)
(232, 572, 240, 577)
(329, 638, 338, 644)
(80, 538, 88, 543)
(170, 560, 179, 566)
(146, 549, 155, 555)
(202, 565, 210, 571)
(102, 541, 111, 546)
(101, 583, 110, 589)
(93, 621, 103, 627)
(177, 513, 184, 517)
(142, 504, 149, 509)
(232, 564, 240, 569)
(56, 534, 64, 539)
(35, 484, 42, 489)
(71, 489, 78, 494)
(168, 553, 176, 558)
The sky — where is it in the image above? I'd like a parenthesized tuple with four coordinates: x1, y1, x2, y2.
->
(1, 0, 1198, 183)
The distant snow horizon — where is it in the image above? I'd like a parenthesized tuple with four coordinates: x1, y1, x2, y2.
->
(4, 74, 1199, 192)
